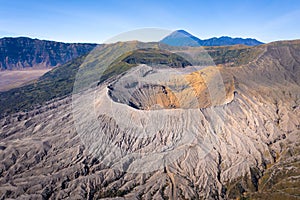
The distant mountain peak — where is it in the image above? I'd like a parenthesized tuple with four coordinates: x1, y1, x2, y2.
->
(160, 30, 201, 47)
(174, 29, 193, 35)
(160, 30, 263, 47)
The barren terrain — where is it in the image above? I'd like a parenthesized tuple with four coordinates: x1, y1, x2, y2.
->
(0, 40, 299, 199)
(0, 69, 51, 92)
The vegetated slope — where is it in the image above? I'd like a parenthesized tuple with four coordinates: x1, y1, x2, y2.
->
(160, 30, 263, 47)
(0, 37, 96, 70)
(0, 55, 86, 116)
(99, 48, 192, 83)
(204, 45, 264, 66)
(0, 40, 299, 199)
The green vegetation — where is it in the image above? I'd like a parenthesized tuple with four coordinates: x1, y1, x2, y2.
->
(205, 45, 264, 66)
(226, 144, 300, 200)
(0, 55, 86, 117)
(99, 48, 192, 83)
(245, 151, 300, 200)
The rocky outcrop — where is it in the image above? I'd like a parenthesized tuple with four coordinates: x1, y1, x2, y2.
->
(0, 37, 96, 70)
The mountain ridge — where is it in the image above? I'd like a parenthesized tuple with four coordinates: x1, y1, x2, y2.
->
(160, 29, 264, 47)
(0, 31, 263, 70)
(0, 37, 97, 70)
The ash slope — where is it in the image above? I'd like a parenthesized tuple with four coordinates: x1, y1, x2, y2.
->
(0, 41, 300, 199)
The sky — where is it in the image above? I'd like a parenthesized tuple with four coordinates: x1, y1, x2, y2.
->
(0, 0, 299, 43)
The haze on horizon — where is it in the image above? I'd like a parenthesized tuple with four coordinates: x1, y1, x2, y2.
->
(0, 0, 299, 43)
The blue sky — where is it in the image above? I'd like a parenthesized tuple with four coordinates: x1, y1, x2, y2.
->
(0, 0, 299, 43)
